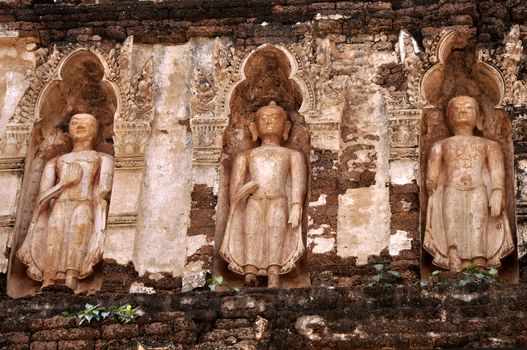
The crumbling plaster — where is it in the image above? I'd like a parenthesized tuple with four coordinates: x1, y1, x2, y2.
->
(133, 43, 193, 276)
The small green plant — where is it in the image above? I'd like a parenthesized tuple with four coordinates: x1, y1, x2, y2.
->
(457, 263, 498, 286)
(416, 264, 499, 287)
(108, 304, 143, 324)
(60, 303, 143, 325)
(367, 264, 402, 287)
(77, 304, 111, 325)
(415, 270, 455, 287)
(207, 275, 239, 291)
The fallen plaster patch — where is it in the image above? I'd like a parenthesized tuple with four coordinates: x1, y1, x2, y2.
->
(337, 186, 390, 265)
(401, 199, 412, 212)
(309, 237, 335, 254)
(221, 296, 266, 313)
(315, 13, 349, 20)
(452, 293, 478, 302)
(295, 315, 327, 341)
(187, 234, 208, 257)
(308, 226, 325, 236)
(129, 282, 156, 294)
(181, 269, 208, 292)
(148, 272, 166, 281)
(254, 316, 269, 340)
(0, 29, 18, 38)
(309, 194, 327, 207)
(389, 159, 417, 185)
(388, 230, 413, 256)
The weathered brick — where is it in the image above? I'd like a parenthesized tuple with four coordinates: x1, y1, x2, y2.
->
(140, 322, 171, 336)
(364, 1, 392, 11)
(101, 324, 139, 339)
(153, 311, 187, 322)
(57, 340, 94, 350)
(32, 327, 100, 342)
(1, 331, 30, 344)
(30, 341, 58, 350)
(215, 318, 252, 330)
(30, 317, 76, 332)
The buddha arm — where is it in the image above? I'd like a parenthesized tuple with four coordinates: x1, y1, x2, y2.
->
(230, 153, 248, 201)
(426, 142, 442, 194)
(487, 141, 505, 217)
(39, 159, 57, 196)
(290, 150, 307, 205)
(487, 141, 505, 192)
(99, 154, 114, 200)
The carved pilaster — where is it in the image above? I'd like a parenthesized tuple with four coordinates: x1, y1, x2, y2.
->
(190, 117, 228, 166)
(189, 38, 235, 171)
(385, 91, 421, 161)
(113, 122, 151, 168)
(0, 123, 32, 164)
(481, 25, 525, 108)
(113, 44, 154, 168)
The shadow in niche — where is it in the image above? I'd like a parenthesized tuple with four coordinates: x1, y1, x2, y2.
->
(419, 34, 518, 282)
(7, 50, 118, 297)
(213, 46, 312, 289)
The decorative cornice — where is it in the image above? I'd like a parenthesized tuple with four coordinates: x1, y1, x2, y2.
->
(114, 156, 145, 170)
(107, 213, 137, 226)
(0, 158, 24, 172)
(0, 215, 15, 227)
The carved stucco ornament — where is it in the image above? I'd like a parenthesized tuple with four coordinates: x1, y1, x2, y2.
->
(189, 36, 330, 170)
(189, 38, 236, 166)
(385, 28, 515, 162)
(0, 36, 154, 168)
(189, 33, 354, 170)
(384, 30, 425, 161)
(480, 25, 525, 108)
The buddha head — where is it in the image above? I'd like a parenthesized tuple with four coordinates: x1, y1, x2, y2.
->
(447, 96, 483, 134)
(250, 101, 291, 142)
(68, 113, 98, 147)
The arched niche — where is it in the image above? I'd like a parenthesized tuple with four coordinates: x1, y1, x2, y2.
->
(7, 49, 119, 297)
(419, 32, 517, 282)
(214, 44, 311, 289)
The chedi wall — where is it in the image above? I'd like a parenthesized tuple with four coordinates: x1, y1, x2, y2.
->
(1, 0, 527, 349)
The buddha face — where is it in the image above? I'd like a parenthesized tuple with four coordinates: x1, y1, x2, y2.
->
(255, 102, 288, 138)
(447, 96, 479, 130)
(69, 113, 98, 144)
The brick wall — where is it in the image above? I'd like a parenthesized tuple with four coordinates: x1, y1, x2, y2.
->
(0, 1, 524, 47)
(1, 284, 527, 349)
